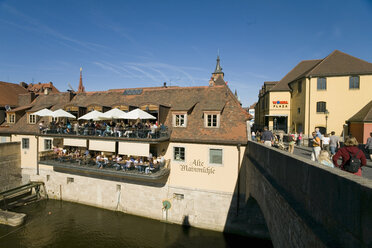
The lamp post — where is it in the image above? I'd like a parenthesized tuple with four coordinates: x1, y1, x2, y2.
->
(324, 109, 329, 134)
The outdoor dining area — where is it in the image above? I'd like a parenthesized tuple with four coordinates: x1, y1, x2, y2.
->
(39, 145, 170, 179)
(34, 108, 168, 139)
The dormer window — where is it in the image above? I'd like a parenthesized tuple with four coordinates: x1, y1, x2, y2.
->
(7, 113, 15, 123)
(173, 112, 187, 127)
(28, 113, 37, 124)
(204, 112, 220, 128)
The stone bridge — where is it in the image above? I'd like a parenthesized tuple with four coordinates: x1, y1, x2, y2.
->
(237, 141, 372, 247)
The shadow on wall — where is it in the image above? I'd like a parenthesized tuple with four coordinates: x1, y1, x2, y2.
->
(223, 147, 273, 246)
(235, 141, 372, 248)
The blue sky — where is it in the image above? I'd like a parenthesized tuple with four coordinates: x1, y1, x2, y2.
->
(1, 0, 372, 107)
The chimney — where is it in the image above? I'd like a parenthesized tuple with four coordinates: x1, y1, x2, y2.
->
(68, 91, 75, 101)
(30, 92, 36, 102)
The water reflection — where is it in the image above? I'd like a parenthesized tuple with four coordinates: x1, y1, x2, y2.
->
(0, 200, 272, 248)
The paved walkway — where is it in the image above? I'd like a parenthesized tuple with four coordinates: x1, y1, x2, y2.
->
(286, 143, 372, 179)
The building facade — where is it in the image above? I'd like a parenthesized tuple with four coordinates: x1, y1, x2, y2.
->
(255, 50, 372, 138)
(0, 58, 250, 232)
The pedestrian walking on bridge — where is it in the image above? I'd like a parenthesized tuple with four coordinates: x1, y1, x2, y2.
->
(311, 132, 321, 161)
(261, 126, 274, 147)
(332, 137, 366, 176)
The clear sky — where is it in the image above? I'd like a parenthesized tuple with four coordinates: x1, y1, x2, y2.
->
(1, 0, 372, 107)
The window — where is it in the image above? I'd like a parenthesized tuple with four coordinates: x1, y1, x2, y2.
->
(349, 76, 360, 89)
(298, 81, 302, 93)
(317, 78, 327, 90)
(8, 113, 15, 123)
(44, 139, 52, 150)
(28, 114, 37, 124)
(316, 101, 326, 113)
(297, 108, 301, 114)
(174, 147, 185, 161)
(205, 113, 220, 128)
(22, 138, 29, 149)
(209, 148, 223, 165)
(173, 113, 187, 127)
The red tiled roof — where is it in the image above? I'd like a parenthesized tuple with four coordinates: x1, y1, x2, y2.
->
(27, 82, 60, 94)
(1, 84, 249, 144)
(0, 81, 28, 107)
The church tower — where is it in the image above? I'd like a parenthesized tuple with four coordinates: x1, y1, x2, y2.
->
(78, 67, 85, 93)
(209, 54, 226, 86)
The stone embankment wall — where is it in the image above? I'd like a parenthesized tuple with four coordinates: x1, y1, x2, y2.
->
(25, 166, 236, 232)
(243, 141, 372, 248)
(0, 142, 22, 191)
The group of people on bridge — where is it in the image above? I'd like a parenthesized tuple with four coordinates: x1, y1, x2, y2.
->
(252, 126, 372, 177)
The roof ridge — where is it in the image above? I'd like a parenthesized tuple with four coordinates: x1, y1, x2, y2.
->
(303, 51, 335, 77)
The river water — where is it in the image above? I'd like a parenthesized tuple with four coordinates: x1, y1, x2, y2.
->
(0, 200, 272, 248)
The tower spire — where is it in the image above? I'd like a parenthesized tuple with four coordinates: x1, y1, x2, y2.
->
(78, 67, 85, 93)
(214, 54, 223, 74)
(211, 52, 224, 84)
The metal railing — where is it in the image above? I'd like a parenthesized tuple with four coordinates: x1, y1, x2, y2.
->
(39, 154, 170, 179)
(41, 126, 170, 140)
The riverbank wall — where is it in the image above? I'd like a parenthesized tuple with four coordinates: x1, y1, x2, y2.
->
(24, 166, 240, 233)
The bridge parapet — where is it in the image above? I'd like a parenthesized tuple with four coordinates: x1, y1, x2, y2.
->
(243, 141, 372, 248)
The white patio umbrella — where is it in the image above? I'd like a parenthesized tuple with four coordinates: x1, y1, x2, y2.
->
(78, 110, 105, 121)
(33, 108, 54, 117)
(52, 109, 76, 119)
(124, 108, 156, 120)
(100, 108, 128, 119)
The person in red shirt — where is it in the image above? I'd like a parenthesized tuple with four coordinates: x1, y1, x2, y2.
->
(332, 137, 366, 176)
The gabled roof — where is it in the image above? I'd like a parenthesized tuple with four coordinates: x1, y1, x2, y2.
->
(27, 82, 60, 94)
(270, 60, 322, 91)
(269, 50, 372, 92)
(305, 50, 372, 77)
(0, 81, 28, 107)
(348, 100, 372, 122)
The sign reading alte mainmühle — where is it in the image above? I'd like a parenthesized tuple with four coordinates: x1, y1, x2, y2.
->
(179, 159, 216, 175)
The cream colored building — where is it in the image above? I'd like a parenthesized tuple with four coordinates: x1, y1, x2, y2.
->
(255, 50, 372, 137)
(0, 58, 250, 232)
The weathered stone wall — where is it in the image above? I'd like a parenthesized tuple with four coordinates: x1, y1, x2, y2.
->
(0, 142, 22, 191)
(243, 141, 372, 247)
(25, 166, 236, 232)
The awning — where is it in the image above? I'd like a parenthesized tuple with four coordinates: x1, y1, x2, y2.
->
(64, 138, 87, 147)
(118, 142, 149, 157)
(89, 140, 116, 152)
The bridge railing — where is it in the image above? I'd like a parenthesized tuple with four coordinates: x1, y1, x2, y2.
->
(244, 141, 372, 247)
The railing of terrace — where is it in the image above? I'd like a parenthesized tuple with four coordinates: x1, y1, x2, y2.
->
(39, 152, 170, 181)
(42, 126, 170, 140)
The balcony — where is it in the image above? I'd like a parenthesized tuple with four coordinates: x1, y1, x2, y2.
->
(40, 126, 170, 142)
(39, 153, 170, 183)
